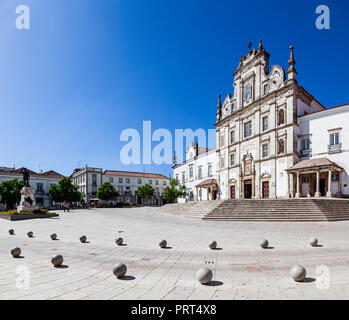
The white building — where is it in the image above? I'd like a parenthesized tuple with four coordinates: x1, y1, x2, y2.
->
(71, 167, 170, 205)
(0, 167, 64, 209)
(294, 104, 349, 197)
(173, 42, 349, 200)
(71, 167, 103, 202)
(103, 170, 170, 205)
(173, 142, 216, 203)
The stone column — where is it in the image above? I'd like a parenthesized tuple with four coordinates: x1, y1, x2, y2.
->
(315, 171, 321, 198)
(326, 170, 332, 198)
(295, 172, 301, 198)
(286, 173, 291, 198)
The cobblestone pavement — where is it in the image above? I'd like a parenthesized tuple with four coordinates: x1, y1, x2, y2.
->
(1, 207, 349, 300)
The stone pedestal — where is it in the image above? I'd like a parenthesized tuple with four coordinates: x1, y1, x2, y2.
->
(17, 187, 38, 213)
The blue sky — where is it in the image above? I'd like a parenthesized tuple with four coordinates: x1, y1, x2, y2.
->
(0, 0, 348, 177)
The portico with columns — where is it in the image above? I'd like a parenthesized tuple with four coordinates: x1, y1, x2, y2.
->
(286, 158, 343, 198)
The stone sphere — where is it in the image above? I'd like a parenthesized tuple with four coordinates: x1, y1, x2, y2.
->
(113, 263, 127, 279)
(80, 235, 87, 243)
(290, 265, 306, 282)
(196, 267, 213, 284)
(51, 255, 64, 267)
(27, 231, 33, 238)
(51, 233, 57, 240)
(159, 239, 167, 248)
(115, 237, 123, 246)
(208, 240, 217, 250)
(309, 238, 318, 247)
(260, 239, 269, 248)
(11, 247, 21, 258)
(9, 229, 14, 235)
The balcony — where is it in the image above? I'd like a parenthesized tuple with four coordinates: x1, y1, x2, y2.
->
(300, 149, 312, 157)
(328, 143, 342, 154)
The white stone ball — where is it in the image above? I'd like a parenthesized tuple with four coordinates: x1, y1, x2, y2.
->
(115, 237, 123, 246)
(11, 247, 21, 258)
(27, 231, 33, 238)
(260, 239, 269, 248)
(80, 235, 87, 243)
(208, 240, 217, 249)
(51, 233, 57, 240)
(113, 263, 127, 278)
(196, 268, 213, 284)
(51, 255, 64, 267)
(159, 240, 167, 248)
(309, 238, 318, 247)
(9, 229, 14, 235)
(290, 265, 306, 282)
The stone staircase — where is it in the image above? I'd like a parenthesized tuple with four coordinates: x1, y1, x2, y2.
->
(159, 200, 224, 219)
(202, 199, 349, 222)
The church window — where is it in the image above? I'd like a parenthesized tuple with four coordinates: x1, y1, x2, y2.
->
(263, 84, 269, 95)
(230, 130, 235, 144)
(230, 154, 235, 166)
(278, 109, 285, 125)
(262, 144, 269, 158)
(262, 116, 268, 131)
(244, 121, 252, 138)
(278, 139, 285, 154)
(244, 84, 252, 102)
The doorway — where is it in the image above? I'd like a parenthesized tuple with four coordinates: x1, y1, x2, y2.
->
(262, 181, 269, 198)
(244, 179, 252, 199)
(320, 179, 326, 197)
(230, 186, 236, 199)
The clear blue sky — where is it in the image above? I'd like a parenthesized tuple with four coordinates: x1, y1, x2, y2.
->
(0, 0, 348, 177)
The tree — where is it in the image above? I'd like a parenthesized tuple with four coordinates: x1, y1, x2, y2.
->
(48, 177, 82, 203)
(0, 179, 25, 210)
(164, 179, 187, 203)
(135, 184, 154, 204)
(97, 182, 119, 201)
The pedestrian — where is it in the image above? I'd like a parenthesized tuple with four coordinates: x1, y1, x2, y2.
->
(63, 202, 66, 212)
(66, 202, 70, 212)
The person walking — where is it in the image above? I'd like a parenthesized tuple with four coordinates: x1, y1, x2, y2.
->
(63, 202, 66, 212)
(66, 202, 70, 213)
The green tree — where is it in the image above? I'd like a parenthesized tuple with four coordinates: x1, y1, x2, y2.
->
(0, 179, 25, 210)
(164, 179, 187, 203)
(136, 184, 154, 204)
(97, 182, 119, 201)
(48, 177, 82, 203)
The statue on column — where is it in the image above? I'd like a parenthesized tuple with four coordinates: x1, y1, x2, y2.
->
(22, 168, 30, 187)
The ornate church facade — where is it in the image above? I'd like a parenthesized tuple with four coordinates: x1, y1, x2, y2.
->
(174, 42, 349, 201)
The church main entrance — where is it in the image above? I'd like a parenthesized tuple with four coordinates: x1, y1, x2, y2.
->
(244, 179, 252, 199)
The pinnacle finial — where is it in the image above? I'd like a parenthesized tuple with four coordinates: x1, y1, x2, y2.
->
(216, 94, 222, 121)
(258, 40, 263, 52)
(288, 45, 296, 70)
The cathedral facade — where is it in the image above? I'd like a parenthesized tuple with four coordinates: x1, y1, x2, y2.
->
(174, 42, 349, 201)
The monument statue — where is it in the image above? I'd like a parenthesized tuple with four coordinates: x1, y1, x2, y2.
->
(22, 168, 30, 187)
(17, 168, 38, 213)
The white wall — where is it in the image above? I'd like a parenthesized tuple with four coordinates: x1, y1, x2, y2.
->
(298, 105, 349, 196)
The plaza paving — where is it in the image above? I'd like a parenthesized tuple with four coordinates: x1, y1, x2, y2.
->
(1, 206, 349, 300)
